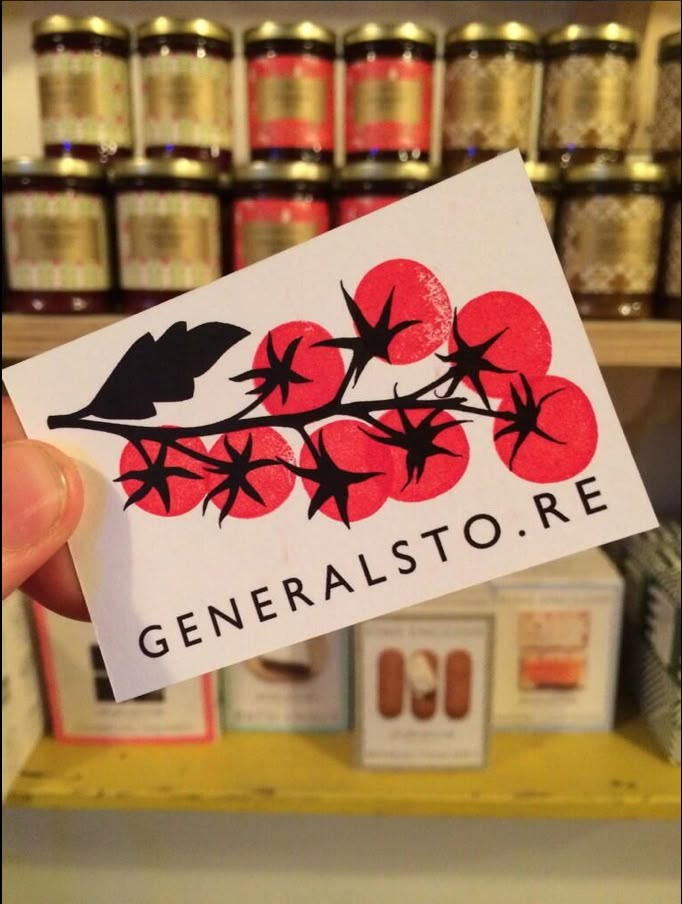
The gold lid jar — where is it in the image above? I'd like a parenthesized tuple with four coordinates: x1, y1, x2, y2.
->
(336, 160, 438, 225)
(653, 31, 681, 164)
(525, 162, 561, 237)
(660, 161, 681, 318)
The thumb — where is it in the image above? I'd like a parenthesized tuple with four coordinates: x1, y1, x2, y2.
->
(2, 440, 83, 600)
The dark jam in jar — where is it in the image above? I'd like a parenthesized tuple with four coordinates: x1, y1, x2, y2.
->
(344, 23, 436, 163)
(111, 158, 221, 313)
(138, 17, 233, 170)
(32, 15, 132, 164)
(540, 24, 639, 168)
(558, 162, 667, 319)
(336, 160, 438, 225)
(244, 22, 335, 165)
(442, 23, 539, 174)
(232, 161, 331, 269)
(2, 157, 113, 314)
(652, 31, 681, 165)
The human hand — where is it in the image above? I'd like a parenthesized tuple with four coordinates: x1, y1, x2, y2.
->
(2, 396, 88, 619)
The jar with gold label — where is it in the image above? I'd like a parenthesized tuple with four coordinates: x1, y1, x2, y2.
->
(138, 18, 233, 170)
(344, 23, 436, 163)
(2, 158, 113, 314)
(232, 161, 331, 269)
(336, 160, 438, 225)
(525, 162, 561, 238)
(442, 23, 540, 174)
(558, 162, 667, 319)
(652, 31, 681, 165)
(111, 159, 221, 313)
(659, 163, 681, 319)
(32, 15, 132, 164)
(244, 22, 335, 164)
(540, 24, 639, 167)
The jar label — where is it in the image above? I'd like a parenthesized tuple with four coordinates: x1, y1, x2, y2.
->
(559, 194, 663, 294)
(443, 57, 535, 152)
(248, 56, 333, 150)
(535, 194, 557, 235)
(37, 51, 131, 149)
(3, 191, 110, 290)
(665, 201, 681, 299)
(233, 198, 329, 268)
(116, 192, 220, 290)
(142, 54, 232, 150)
(338, 195, 403, 225)
(541, 55, 634, 151)
(653, 61, 681, 154)
(346, 58, 432, 152)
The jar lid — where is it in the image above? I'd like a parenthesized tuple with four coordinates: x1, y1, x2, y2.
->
(524, 162, 561, 184)
(243, 21, 335, 47)
(137, 17, 232, 44)
(2, 156, 106, 179)
(110, 158, 219, 182)
(32, 15, 129, 40)
(544, 23, 640, 48)
(340, 161, 438, 183)
(234, 161, 332, 184)
(659, 30, 681, 51)
(445, 22, 539, 46)
(344, 22, 437, 48)
(565, 161, 668, 184)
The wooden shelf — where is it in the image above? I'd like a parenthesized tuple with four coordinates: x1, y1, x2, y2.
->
(2, 314, 680, 368)
(7, 714, 680, 819)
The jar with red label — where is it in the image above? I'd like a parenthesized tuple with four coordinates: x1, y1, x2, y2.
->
(244, 22, 335, 164)
(111, 158, 221, 313)
(442, 23, 540, 174)
(344, 23, 436, 162)
(32, 15, 132, 164)
(652, 31, 681, 165)
(336, 160, 438, 225)
(232, 161, 331, 269)
(138, 17, 233, 170)
(2, 157, 113, 314)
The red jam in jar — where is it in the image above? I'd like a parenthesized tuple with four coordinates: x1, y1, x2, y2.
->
(336, 160, 437, 225)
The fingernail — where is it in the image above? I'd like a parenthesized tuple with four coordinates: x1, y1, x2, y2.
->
(2, 442, 68, 551)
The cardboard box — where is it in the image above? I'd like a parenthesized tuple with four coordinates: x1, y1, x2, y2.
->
(34, 605, 217, 743)
(221, 631, 350, 732)
(355, 616, 493, 769)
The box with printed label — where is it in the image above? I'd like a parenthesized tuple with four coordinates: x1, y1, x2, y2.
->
(221, 631, 350, 732)
(355, 616, 492, 769)
(34, 605, 217, 743)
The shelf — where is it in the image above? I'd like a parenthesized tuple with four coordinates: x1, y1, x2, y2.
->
(2, 314, 680, 368)
(7, 714, 680, 819)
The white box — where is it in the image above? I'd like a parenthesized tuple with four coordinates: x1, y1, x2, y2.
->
(2, 592, 44, 803)
(34, 605, 217, 743)
(222, 631, 350, 732)
(355, 616, 493, 769)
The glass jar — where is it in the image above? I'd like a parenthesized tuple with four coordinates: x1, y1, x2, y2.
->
(558, 162, 667, 319)
(525, 162, 561, 237)
(232, 161, 331, 269)
(540, 24, 639, 167)
(32, 15, 132, 164)
(111, 158, 221, 313)
(244, 22, 335, 164)
(660, 163, 681, 319)
(344, 23, 436, 163)
(2, 157, 113, 314)
(336, 160, 438, 225)
(652, 31, 681, 165)
(218, 170, 233, 275)
(442, 22, 540, 174)
(138, 17, 233, 170)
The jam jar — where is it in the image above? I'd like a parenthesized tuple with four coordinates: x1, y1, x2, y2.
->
(442, 22, 540, 174)
(244, 22, 335, 164)
(336, 160, 438, 225)
(138, 17, 233, 170)
(652, 31, 681, 165)
(232, 161, 331, 269)
(525, 162, 561, 237)
(540, 24, 639, 167)
(660, 163, 681, 319)
(344, 23, 436, 163)
(111, 158, 221, 313)
(2, 157, 113, 314)
(218, 170, 233, 275)
(32, 15, 132, 164)
(558, 162, 667, 319)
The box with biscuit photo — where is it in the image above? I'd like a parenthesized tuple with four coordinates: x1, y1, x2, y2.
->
(221, 630, 350, 732)
(355, 616, 493, 769)
(33, 605, 218, 743)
